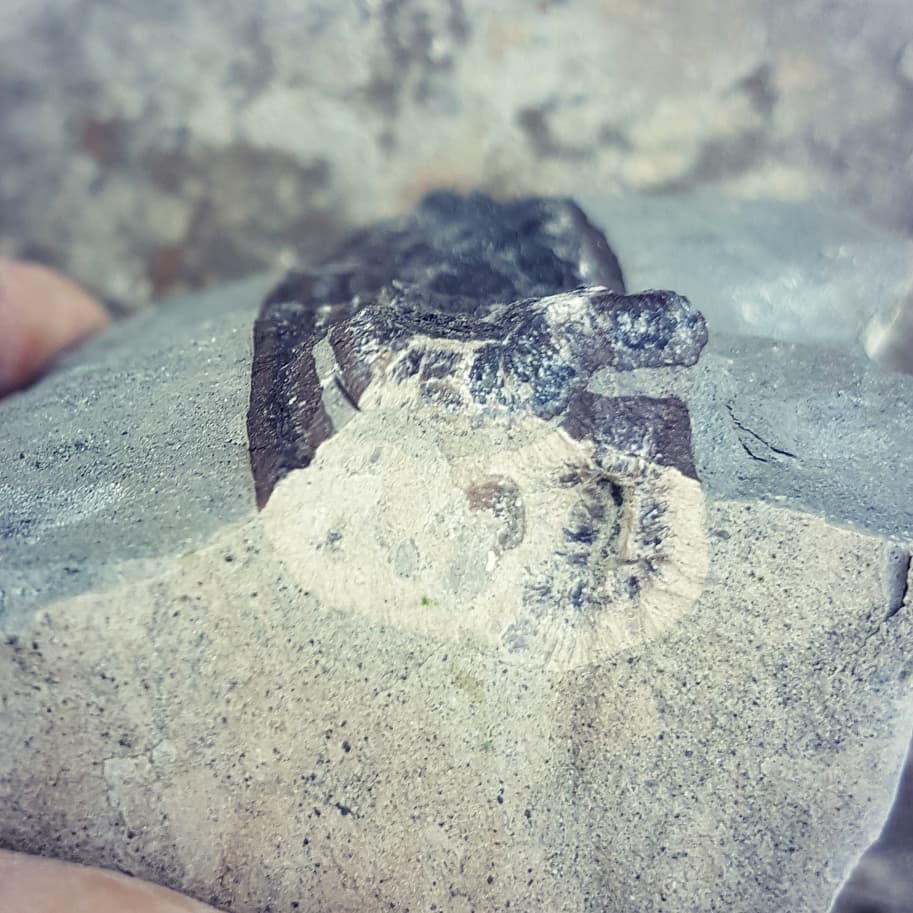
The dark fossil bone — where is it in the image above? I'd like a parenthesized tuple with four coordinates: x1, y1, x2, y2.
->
(247, 191, 707, 508)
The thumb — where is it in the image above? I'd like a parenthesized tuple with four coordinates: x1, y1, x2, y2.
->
(0, 259, 109, 397)
(0, 850, 224, 913)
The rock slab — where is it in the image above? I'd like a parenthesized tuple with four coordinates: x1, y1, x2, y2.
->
(1, 194, 913, 913)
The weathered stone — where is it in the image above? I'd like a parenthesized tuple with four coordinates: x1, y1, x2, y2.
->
(1, 194, 912, 913)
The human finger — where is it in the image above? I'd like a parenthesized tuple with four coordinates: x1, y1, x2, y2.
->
(0, 259, 109, 397)
(0, 849, 224, 913)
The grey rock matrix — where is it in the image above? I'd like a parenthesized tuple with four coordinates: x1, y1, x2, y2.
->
(2, 193, 913, 913)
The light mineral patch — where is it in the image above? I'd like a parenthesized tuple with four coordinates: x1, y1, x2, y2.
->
(262, 405, 708, 670)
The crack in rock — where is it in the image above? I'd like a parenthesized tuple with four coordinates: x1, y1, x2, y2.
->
(726, 403, 798, 463)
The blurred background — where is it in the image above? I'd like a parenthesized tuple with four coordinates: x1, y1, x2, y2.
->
(1, 0, 912, 306)
(1, 1, 912, 910)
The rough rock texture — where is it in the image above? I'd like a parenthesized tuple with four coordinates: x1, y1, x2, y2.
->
(0, 276, 271, 629)
(1, 195, 913, 913)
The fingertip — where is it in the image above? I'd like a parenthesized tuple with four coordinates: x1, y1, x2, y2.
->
(0, 259, 109, 397)
(0, 850, 224, 913)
